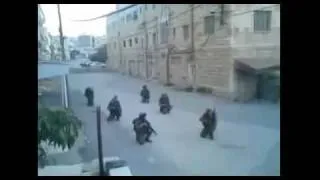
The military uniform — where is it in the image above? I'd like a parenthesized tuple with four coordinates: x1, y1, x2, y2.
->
(107, 96, 122, 121)
(84, 87, 94, 106)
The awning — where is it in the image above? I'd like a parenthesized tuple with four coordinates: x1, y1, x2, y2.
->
(234, 58, 280, 74)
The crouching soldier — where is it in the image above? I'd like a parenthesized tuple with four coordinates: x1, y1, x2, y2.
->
(159, 93, 172, 114)
(84, 87, 94, 106)
(140, 85, 150, 103)
(107, 96, 122, 121)
(132, 113, 157, 145)
(199, 108, 217, 140)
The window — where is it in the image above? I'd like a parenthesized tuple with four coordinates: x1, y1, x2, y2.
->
(153, 32, 157, 45)
(204, 15, 215, 35)
(183, 25, 189, 40)
(254, 10, 271, 32)
(146, 34, 149, 45)
(172, 28, 176, 39)
(152, 4, 156, 10)
(140, 7, 142, 14)
(129, 39, 132, 47)
(160, 22, 169, 44)
(126, 13, 132, 22)
(114, 42, 116, 49)
(123, 40, 126, 48)
(220, 4, 225, 25)
(133, 11, 138, 20)
(141, 38, 144, 48)
(145, 4, 148, 11)
(135, 37, 139, 44)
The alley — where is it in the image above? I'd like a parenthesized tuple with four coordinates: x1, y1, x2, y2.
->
(68, 72, 280, 176)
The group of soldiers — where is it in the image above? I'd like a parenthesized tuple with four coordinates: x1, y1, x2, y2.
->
(84, 85, 217, 145)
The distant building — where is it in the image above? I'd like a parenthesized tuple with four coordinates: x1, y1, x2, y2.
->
(94, 35, 107, 48)
(50, 36, 71, 61)
(38, 5, 51, 61)
(78, 35, 94, 48)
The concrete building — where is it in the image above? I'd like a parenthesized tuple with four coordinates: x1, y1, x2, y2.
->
(106, 4, 280, 102)
(50, 36, 71, 61)
(78, 35, 94, 48)
(94, 35, 107, 48)
(38, 5, 51, 61)
(116, 4, 132, 10)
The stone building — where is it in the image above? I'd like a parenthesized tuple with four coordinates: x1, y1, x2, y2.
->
(106, 4, 280, 102)
(38, 5, 51, 61)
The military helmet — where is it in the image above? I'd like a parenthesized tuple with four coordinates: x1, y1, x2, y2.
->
(139, 112, 147, 118)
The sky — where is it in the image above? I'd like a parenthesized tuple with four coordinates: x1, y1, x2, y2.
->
(40, 4, 116, 37)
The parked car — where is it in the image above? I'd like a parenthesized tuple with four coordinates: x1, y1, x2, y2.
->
(80, 61, 92, 68)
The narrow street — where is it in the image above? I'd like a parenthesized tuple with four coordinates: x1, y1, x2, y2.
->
(66, 72, 280, 176)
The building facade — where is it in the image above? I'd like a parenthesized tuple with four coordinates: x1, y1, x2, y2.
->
(116, 4, 132, 10)
(38, 5, 51, 61)
(50, 36, 71, 61)
(78, 35, 94, 48)
(106, 4, 280, 102)
(94, 35, 107, 48)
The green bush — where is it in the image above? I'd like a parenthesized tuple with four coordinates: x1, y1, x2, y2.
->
(38, 103, 82, 168)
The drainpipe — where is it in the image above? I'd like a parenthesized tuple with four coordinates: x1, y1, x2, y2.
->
(190, 4, 196, 89)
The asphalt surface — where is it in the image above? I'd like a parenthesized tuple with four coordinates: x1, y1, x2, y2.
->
(64, 72, 280, 176)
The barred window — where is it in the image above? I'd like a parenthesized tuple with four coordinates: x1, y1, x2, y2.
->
(204, 15, 215, 35)
(129, 39, 132, 47)
(254, 10, 272, 32)
(183, 25, 189, 40)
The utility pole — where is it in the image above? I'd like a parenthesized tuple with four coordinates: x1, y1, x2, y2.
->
(190, 4, 196, 89)
(191, 4, 194, 56)
(144, 22, 149, 79)
(143, 5, 149, 79)
(96, 106, 104, 176)
(118, 32, 123, 72)
(165, 5, 172, 85)
(57, 4, 66, 61)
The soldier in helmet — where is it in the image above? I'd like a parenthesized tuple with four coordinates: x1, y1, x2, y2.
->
(107, 95, 122, 121)
(132, 112, 157, 145)
(199, 108, 217, 140)
(84, 87, 94, 106)
(140, 85, 150, 103)
(159, 93, 172, 114)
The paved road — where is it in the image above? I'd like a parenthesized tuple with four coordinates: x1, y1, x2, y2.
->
(67, 72, 280, 176)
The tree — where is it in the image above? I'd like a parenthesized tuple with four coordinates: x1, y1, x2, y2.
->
(38, 102, 82, 168)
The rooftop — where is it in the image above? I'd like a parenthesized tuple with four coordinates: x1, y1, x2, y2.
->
(106, 4, 138, 17)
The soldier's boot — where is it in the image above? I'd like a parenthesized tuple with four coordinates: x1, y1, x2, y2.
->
(145, 133, 152, 143)
(200, 128, 207, 138)
(208, 130, 214, 140)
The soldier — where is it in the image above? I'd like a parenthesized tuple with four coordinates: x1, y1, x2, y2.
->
(107, 96, 122, 121)
(159, 93, 172, 114)
(132, 113, 157, 145)
(140, 85, 150, 103)
(84, 87, 94, 106)
(199, 108, 217, 140)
